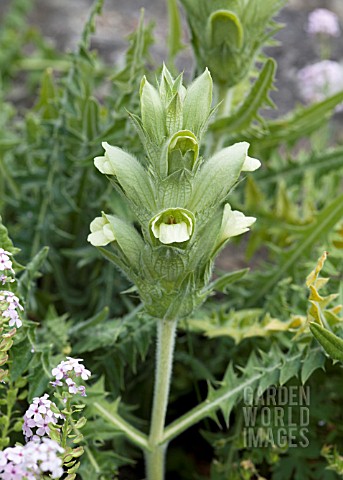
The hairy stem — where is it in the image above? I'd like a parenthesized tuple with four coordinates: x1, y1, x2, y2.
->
(145, 317, 178, 480)
(93, 401, 149, 452)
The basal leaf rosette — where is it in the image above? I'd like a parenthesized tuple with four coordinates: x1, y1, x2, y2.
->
(150, 208, 195, 245)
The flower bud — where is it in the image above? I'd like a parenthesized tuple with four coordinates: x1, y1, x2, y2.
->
(168, 130, 199, 173)
(150, 208, 195, 245)
(181, 0, 282, 87)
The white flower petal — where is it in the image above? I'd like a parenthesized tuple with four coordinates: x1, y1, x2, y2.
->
(158, 222, 191, 244)
(87, 231, 111, 246)
(88, 216, 115, 246)
(242, 156, 261, 172)
(94, 155, 116, 175)
(90, 216, 105, 233)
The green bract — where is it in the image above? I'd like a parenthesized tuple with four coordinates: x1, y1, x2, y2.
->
(180, 0, 284, 87)
(89, 67, 260, 318)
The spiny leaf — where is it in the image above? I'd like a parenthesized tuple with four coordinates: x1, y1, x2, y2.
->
(163, 345, 323, 443)
(79, 0, 104, 50)
(210, 58, 276, 134)
(248, 193, 343, 304)
(301, 346, 326, 383)
(256, 147, 343, 185)
(167, 0, 185, 61)
(310, 322, 343, 362)
(248, 90, 343, 149)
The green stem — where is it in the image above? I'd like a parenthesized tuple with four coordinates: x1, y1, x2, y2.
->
(61, 397, 71, 449)
(93, 401, 150, 452)
(145, 317, 178, 480)
(210, 85, 234, 154)
(217, 85, 233, 118)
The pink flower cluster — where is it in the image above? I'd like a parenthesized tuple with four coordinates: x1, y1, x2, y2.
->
(307, 8, 340, 37)
(297, 60, 343, 108)
(0, 291, 23, 329)
(0, 248, 14, 285)
(0, 438, 64, 479)
(23, 394, 62, 442)
(51, 357, 91, 396)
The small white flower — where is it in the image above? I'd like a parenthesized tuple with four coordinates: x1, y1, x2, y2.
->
(307, 8, 340, 37)
(219, 204, 256, 244)
(87, 214, 116, 246)
(150, 208, 195, 245)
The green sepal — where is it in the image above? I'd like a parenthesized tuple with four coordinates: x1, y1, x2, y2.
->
(309, 322, 343, 362)
(140, 76, 166, 144)
(183, 68, 212, 137)
(188, 142, 248, 213)
(0, 354, 9, 367)
(74, 416, 87, 429)
(0, 338, 13, 352)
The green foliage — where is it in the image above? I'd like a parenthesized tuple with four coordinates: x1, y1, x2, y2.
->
(1, 0, 343, 478)
(1, 1, 154, 320)
(209, 58, 276, 135)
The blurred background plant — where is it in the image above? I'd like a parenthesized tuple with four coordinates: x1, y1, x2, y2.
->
(0, 0, 343, 478)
